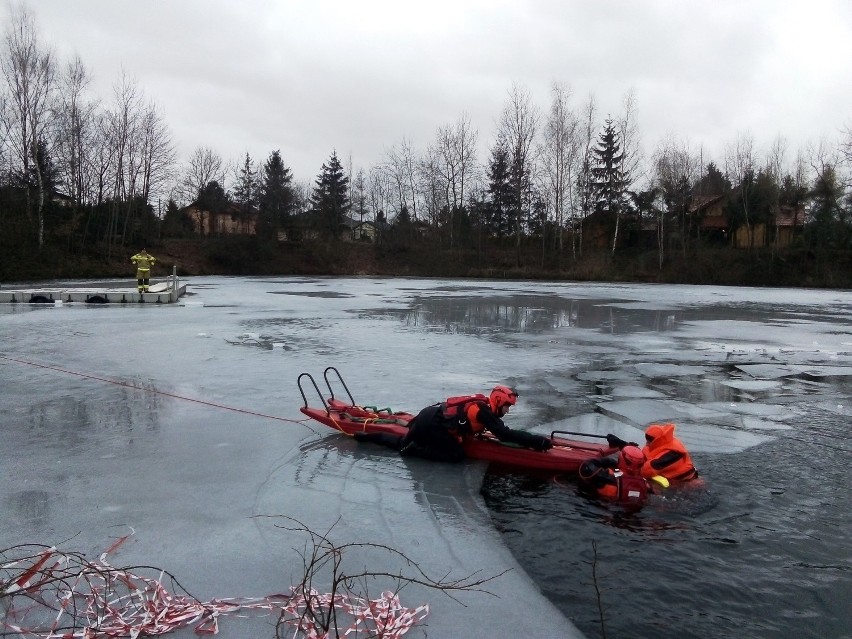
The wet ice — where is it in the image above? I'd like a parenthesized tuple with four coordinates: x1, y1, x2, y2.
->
(2, 277, 851, 639)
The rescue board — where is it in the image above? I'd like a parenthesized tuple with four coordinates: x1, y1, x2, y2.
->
(147, 282, 171, 293)
(298, 367, 617, 475)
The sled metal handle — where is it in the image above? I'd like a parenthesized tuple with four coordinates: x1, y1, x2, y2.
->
(323, 366, 356, 406)
(297, 372, 329, 413)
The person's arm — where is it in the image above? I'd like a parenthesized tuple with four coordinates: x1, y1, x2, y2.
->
(472, 404, 552, 451)
(579, 457, 617, 488)
(650, 450, 684, 470)
(606, 434, 638, 449)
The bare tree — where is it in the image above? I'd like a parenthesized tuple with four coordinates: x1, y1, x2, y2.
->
(367, 164, 391, 224)
(432, 114, 479, 247)
(384, 139, 417, 220)
(179, 145, 225, 205)
(137, 101, 175, 209)
(612, 89, 642, 253)
(497, 83, 540, 264)
(840, 123, 852, 173)
(53, 55, 97, 205)
(725, 132, 757, 248)
(0, 3, 56, 247)
(538, 82, 582, 260)
(653, 135, 700, 262)
(574, 93, 598, 256)
(102, 71, 144, 252)
(417, 142, 444, 230)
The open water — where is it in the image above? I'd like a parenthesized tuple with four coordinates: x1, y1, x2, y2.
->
(2, 276, 851, 638)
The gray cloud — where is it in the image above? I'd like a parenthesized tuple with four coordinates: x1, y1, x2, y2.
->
(12, 0, 852, 183)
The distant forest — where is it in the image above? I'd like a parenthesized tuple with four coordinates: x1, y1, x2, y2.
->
(1, 5, 850, 287)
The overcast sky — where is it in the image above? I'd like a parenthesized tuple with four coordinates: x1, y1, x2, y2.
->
(9, 0, 852, 185)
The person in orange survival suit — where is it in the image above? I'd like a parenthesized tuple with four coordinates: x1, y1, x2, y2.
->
(354, 385, 553, 462)
(578, 445, 655, 508)
(640, 422, 698, 482)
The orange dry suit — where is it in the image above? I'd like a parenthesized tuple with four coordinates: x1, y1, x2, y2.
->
(641, 423, 698, 482)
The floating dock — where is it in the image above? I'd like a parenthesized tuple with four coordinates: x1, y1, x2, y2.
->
(0, 272, 187, 305)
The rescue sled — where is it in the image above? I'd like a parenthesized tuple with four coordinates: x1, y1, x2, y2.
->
(298, 367, 617, 475)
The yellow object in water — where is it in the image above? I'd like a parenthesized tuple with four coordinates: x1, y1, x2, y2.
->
(650, 475, 670, 488)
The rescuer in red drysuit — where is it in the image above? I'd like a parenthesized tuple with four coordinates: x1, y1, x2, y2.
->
(354, 385, 553, 462)
(578, 445, 650, 508)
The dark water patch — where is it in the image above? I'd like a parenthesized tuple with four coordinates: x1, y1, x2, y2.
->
(270, 290, 354, 298)
(481, 404, 852, 639)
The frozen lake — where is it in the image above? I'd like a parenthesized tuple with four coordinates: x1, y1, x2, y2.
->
(2, 276, 851, 638)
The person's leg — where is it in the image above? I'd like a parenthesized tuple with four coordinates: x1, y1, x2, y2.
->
(353, 431, 404, 448)
(399, 406, 464, 462)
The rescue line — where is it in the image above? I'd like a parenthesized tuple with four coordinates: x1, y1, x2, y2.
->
(0, 354, 310, 427)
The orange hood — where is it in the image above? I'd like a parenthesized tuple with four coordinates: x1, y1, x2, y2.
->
(644, 422, 676, 451)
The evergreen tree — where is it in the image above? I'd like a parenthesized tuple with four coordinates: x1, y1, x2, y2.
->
(589, 118, 628, 216)
(694, 162, 730, 197)
(310, 150, 349, 239)
(162, 198, 193, 237)
(351, 168, 370, 223)
(233, 152, 259, 210)
(197, 180, 229, 213)
(486, 142, 513, 238)
(808, 164, 848, 249)
(258, 150, 294, 239)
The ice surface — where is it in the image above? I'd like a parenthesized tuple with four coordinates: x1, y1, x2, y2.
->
(2, 276, 851, 638)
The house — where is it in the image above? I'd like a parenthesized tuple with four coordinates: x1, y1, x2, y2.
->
(342, 216, 378, 242)
(690, 194, 728, 234)
(181, 202, 257, 236)
(690, 194, 805, 248)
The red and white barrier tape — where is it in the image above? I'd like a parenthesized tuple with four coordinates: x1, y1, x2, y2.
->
(1, 544, 429, 638)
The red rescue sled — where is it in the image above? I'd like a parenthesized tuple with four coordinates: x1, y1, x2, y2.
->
(298, 367, 617, 475)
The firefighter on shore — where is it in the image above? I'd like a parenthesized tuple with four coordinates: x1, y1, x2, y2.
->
(354, 385, 553, 462)
(131, 248, 156, 293)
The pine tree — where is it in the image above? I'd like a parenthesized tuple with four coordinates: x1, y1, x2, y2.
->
(233, 153, 259, 210)
(258, 150, 294, 239)
(310, 150, 350, 239)
(486, 142, 514, 238)
(590, 118, 627, 216)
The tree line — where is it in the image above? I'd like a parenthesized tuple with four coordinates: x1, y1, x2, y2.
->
(2, 4, 851, 277)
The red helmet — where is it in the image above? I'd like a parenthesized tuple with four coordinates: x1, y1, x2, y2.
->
(489, 385, 518, 414)
(618, 445, 645, 474)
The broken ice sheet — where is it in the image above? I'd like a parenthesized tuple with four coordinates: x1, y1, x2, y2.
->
(634, 363, 707, 377)
(719, 379, 783, 392)
(596, 398, 734, 428)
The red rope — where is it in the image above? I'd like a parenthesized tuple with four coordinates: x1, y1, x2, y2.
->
(0, 354, 311, 426)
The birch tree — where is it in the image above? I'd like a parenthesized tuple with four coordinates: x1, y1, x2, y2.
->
(497, 83, 539, 263)
(417, 142, 443, 230)
(724, 132, 758, 248)
(574, 94, 598, 256)
(0, 3, 55, 247)
(433, 113, 478, 247)
(612, 89, 641, 253)
(653, 136, 700, 260)
(538, 82, 582, 258)
(384, 137, 419, 222)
